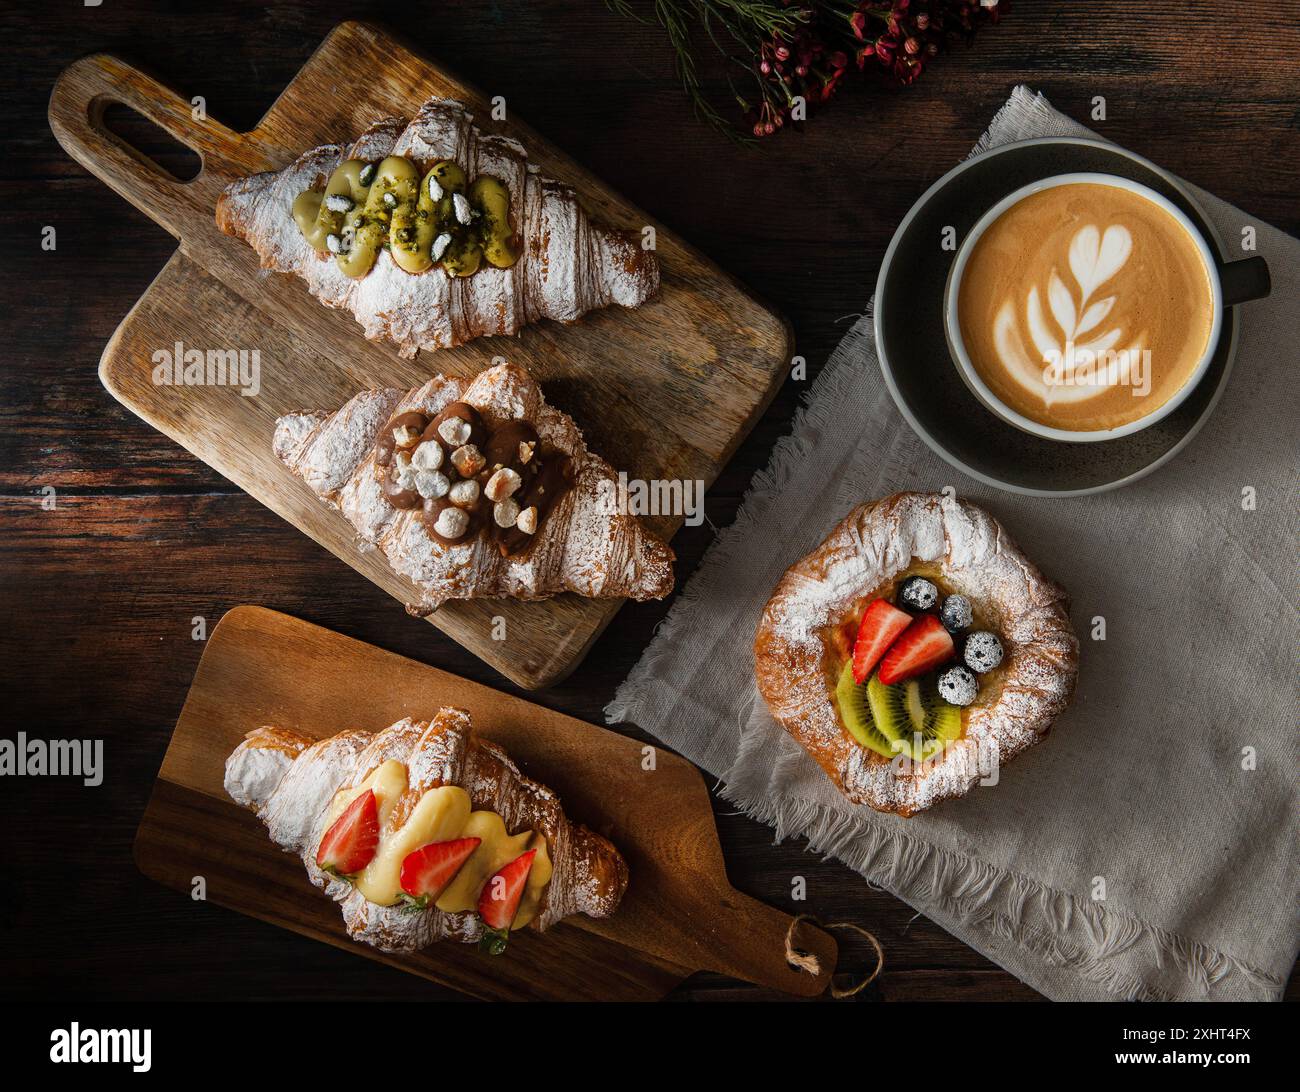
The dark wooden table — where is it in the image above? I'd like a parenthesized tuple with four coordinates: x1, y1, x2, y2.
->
(3, 0, 1297, 1002)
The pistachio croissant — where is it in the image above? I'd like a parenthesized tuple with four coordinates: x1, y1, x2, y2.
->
(215, 96, 659, 356)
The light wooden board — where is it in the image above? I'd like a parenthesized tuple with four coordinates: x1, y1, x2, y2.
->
(133, 606, 836, 1001)
(48, 20, 794, 688)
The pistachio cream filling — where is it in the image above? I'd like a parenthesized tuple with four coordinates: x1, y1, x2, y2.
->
(292, 156, 520, 280)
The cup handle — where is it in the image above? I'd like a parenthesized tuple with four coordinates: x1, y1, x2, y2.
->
(1218, 256, 1271, 306)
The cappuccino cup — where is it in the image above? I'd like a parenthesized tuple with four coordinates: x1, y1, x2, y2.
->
(945, 173, 1269, 442)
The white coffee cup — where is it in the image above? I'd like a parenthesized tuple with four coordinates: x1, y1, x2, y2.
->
(944, 173, 1254, 443)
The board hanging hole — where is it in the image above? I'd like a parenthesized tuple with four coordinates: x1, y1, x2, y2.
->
(100, 101, 201, 182)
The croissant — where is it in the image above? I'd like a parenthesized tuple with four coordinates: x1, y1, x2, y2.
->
(224, 707, 628, 952)
(275, 361, 674, 611)
(215, 96, 659, 356)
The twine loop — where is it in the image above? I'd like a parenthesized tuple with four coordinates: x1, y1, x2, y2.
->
(785, 913, 885, 999)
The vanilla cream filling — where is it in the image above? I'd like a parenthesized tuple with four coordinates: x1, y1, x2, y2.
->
(323, 760, 552, 928)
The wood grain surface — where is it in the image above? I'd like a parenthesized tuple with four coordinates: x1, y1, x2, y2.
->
(137, 606, 836, 1000)
(47, 21, 793, 689)
(3, 0, 1297, 1002)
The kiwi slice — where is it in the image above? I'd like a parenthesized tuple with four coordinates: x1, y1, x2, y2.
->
(834, 660, 896, 759)
(866, 673, 962, 761)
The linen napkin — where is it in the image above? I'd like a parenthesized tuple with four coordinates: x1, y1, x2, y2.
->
(607, 86, 1299, 1001)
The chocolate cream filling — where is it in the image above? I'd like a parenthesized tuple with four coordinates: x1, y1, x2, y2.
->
(374, 401, 573, 557)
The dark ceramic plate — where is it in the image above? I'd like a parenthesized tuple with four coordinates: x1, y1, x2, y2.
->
(874, 137, 1250, 496)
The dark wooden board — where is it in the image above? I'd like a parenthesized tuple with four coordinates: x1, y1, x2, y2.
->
(47, 20, 793, 689)
(4, 0, 1297, 1001)
(134, 606, 837, 1000)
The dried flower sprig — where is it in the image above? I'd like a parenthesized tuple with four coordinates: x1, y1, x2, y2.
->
(609, 0, 1008, 140)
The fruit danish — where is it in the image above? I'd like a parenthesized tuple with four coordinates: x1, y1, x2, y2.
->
(274, 361, 675, 611)
(754, 492, 1078, 816)
(224, 708, 628, 952)
(215, 96, 658, 356)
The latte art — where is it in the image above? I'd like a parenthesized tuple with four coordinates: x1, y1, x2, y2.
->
(996, 223, 1150, 403)
(957, 183, 1214, 432)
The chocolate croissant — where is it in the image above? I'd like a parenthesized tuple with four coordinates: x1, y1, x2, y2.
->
(224, 708, 628, 952)
(215, 96, 659, 356)
(274, 361, 675, 611)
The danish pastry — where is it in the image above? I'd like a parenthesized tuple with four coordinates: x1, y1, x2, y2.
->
(274, 361, 675, 611)
(215, 96, 658, 356)
(224, 707, 628, 952)
(754, 492, 1078, 815)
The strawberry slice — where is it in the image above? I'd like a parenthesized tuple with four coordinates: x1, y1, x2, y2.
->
(398, 837, 482, 909)
(852, 599, 913, 684)
(878, 614, 955, 685)
(477, 848, 537, 955)
(316, 789, 379, 876)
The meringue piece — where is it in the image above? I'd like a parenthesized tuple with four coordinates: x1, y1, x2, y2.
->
(451, 444, 486, 478)
(493, 498, 520, 528)
(485, 467, 522, 502)
(393, 451, 417, 490)
(392, 424, 421, 448)
(433, 506, 470, 539)
(415, 470, 450, 500)
(411, 441, 444, 471)
(449, 479, 481, 508)
(438, 416, 471, 446)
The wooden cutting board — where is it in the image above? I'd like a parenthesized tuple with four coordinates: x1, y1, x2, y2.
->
(48, 20, 793, 688)
(134, 606, 836, 1000)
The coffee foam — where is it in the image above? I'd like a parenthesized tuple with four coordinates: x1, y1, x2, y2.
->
(957, 183, 1214, 432)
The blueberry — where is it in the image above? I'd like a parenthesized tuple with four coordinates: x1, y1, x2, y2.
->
(939, 594, 973, 633)
(964, 631, 1004, 673)
(938, 665, 978, 707)
(897, 576, 939, 611)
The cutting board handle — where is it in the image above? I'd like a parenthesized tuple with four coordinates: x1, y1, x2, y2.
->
(49, 53, 236, 237)
(701, 887, 840, 998)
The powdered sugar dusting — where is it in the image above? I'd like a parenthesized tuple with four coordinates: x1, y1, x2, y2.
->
(223, 709, 628, 952)
(215, 98, 658, 355)
(273, 362, 674, 609)
(755, 492, 1078, 815)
